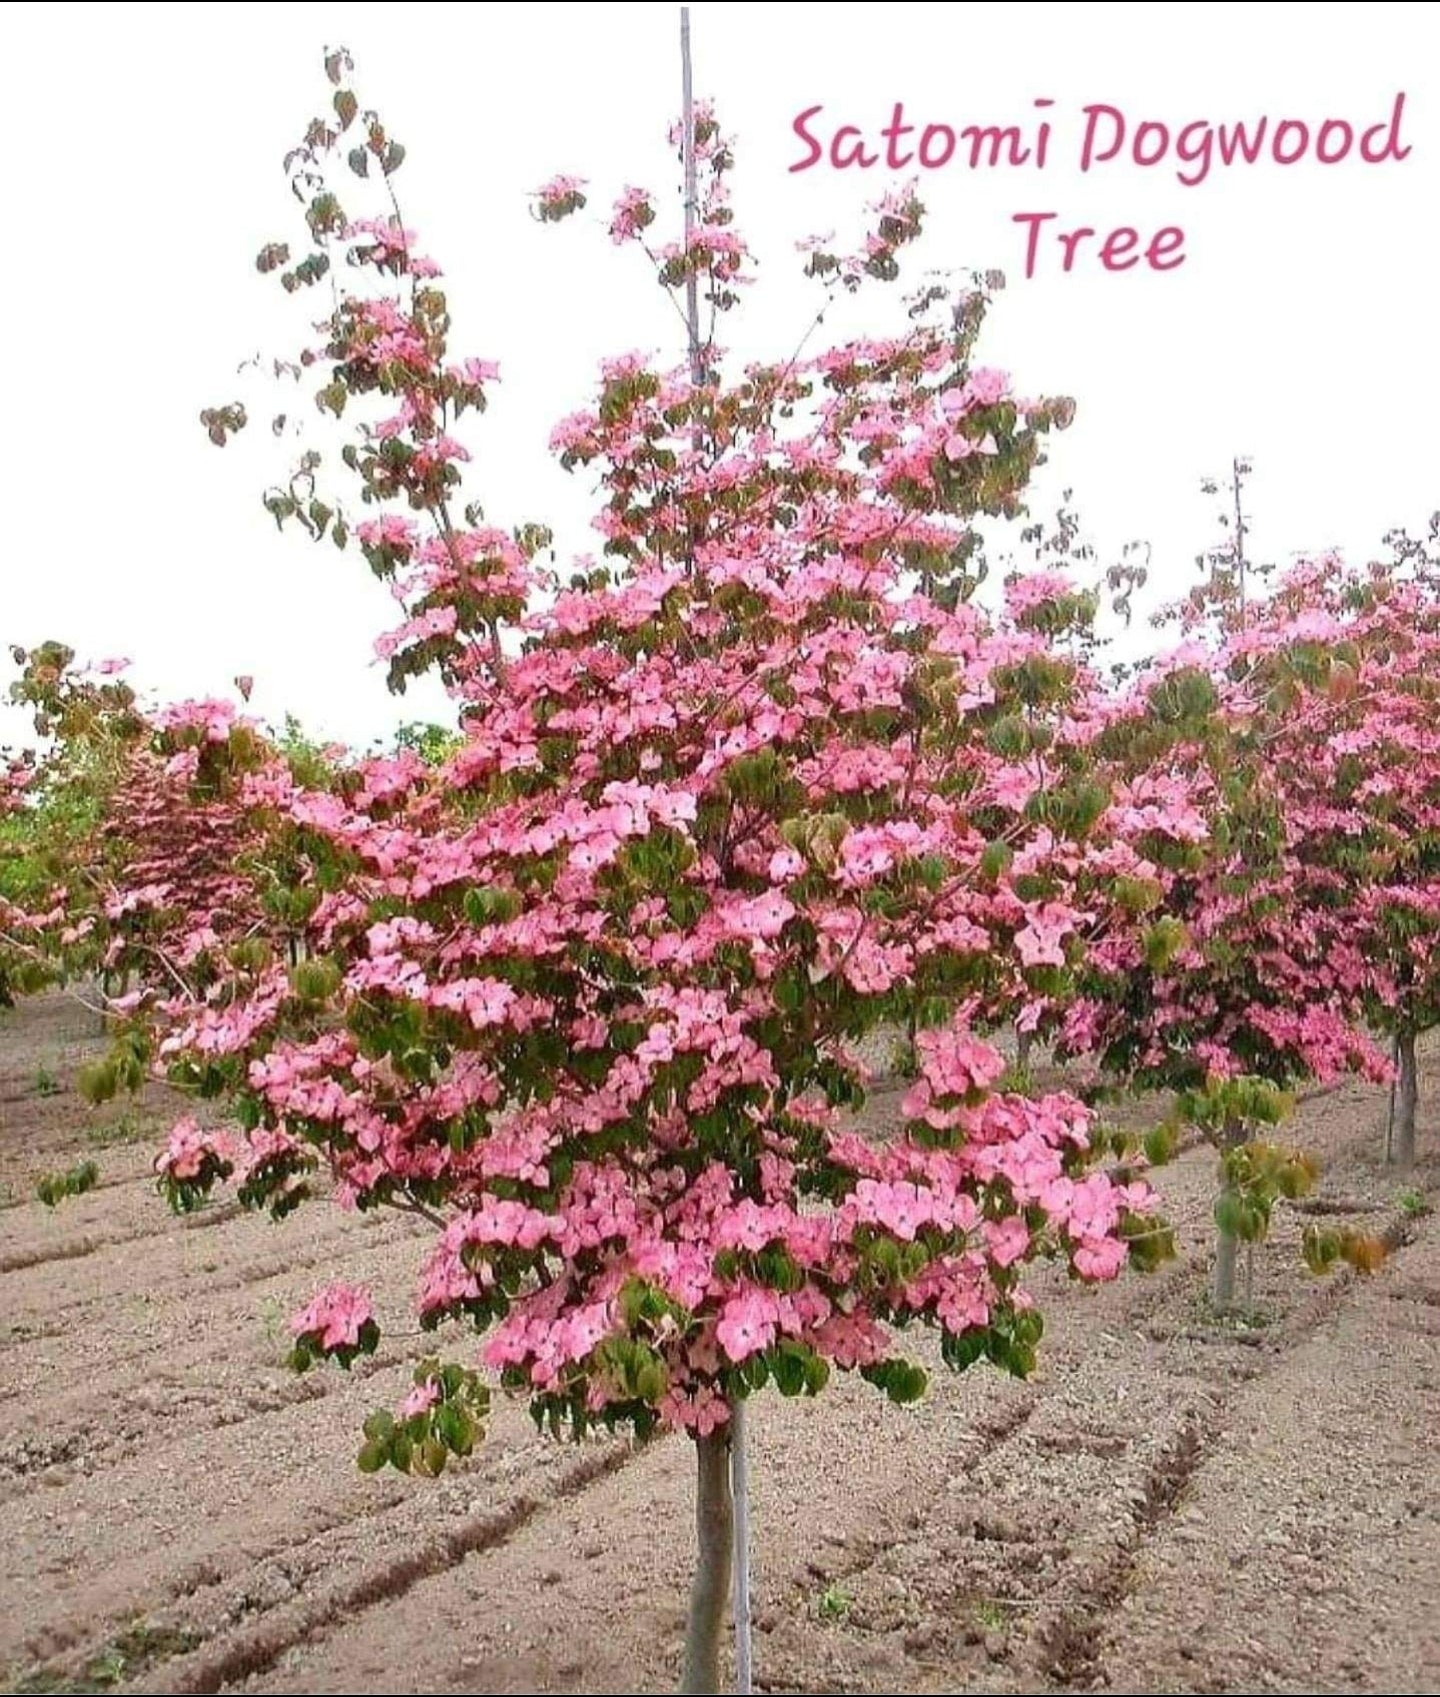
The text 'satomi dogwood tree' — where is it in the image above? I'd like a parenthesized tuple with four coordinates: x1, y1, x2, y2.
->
(99, 50, 1186, 1692)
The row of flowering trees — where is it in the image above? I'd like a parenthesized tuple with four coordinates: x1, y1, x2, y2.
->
(1, 49, 1424, 1694)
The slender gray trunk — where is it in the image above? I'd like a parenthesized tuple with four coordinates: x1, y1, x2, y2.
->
(730, 1400, 752, 1695)
(676, 19, 739, 1686)
(1213, 1114, 1247, 1312)
(1015, 1026, 1034, 1071)
(682, 1429, 733, 1695)
(1392, 1028, 1418, 1173)
(1213, 1227, 1240, 1312)
(680, 5, 701, 383)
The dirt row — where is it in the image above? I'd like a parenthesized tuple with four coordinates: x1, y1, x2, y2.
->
(1, 992, 1436, 1695)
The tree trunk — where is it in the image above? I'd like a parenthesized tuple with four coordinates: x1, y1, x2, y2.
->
(1392, 1028, 1418, 1173)
(1015, 1026, 1034, 1071)
(681, 1428, 733, 1695)
(730, 1400, 752, 1695)
(1213, 1225, 1240, 1312)
(1213, 1114, 1247, 1312)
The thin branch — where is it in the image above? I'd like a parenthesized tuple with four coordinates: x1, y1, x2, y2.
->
(379, 1192, 449, 1231)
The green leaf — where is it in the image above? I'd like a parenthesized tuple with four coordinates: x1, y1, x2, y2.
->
(1214, 1190, 1246, 1238)
(980, 840, 1014, 883)
(885, 1362, 928, 1403)
(770, 1347, 806, 1397)
(861, 1357, 929, 1404)
(77, 1059, 118, 1106)
(635, 1361, 667, 1405)
(1143, 1123, 1178, 1167)
(362, 1409, 395, 1444)
(1301, 1223, 1338, 1275)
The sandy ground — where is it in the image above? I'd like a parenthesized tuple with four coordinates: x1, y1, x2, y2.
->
(1, 992, 1436, 1697)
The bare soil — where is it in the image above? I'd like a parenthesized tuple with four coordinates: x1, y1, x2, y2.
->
(1, 992, 1437, 1696)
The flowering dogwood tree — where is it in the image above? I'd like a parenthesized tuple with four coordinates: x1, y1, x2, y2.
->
(0, 746, 45, 1006)
(1226, 534, 1440, 1172)
(94, 51, 1184, 1693)
(1062, 551, 1390, 1308)
(0, 644, 149, 1010)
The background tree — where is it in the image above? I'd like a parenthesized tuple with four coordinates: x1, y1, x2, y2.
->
(0, 644, 147, 1010)
(1063, 531, 1390, 1309)
(1231, 528, 1440, 1172)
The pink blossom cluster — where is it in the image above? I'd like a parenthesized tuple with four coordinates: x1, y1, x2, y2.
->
(609, 186, 655, 245)
(290, 1282, 375, 1353)
(154, 1115, 234, 1182)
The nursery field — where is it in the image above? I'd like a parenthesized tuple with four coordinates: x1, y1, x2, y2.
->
(2, 991, 1436, 1697)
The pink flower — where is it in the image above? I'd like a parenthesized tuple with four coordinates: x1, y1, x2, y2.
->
(400, 1379, 440, 1420)
(537, 173, 586, 200)
(290, 1282, 374, 1352)
(984, 1215, 1030, 1268)
(967, 367, 1010, 406)
(768, 847, 805, 882)
(853, 1178, 932, 1241)
(731, 890, 795, 942)
(1073, 1237, 1127, 1280)
(716, 1288, 781, 1362)
(1004, 569, 1077, 618)
(155, 1116, 232, 1181)
(718, 1199, 785, 1252)
(609, 186, 654, 245)
(910, 1026, 1007, 1102)
(534, 175, 588, 221)
(1016, 902, 1084, 970)
(660, 1384, 730, 1435)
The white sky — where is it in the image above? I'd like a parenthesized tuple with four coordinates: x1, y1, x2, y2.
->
(2, 2, 1434, 750)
